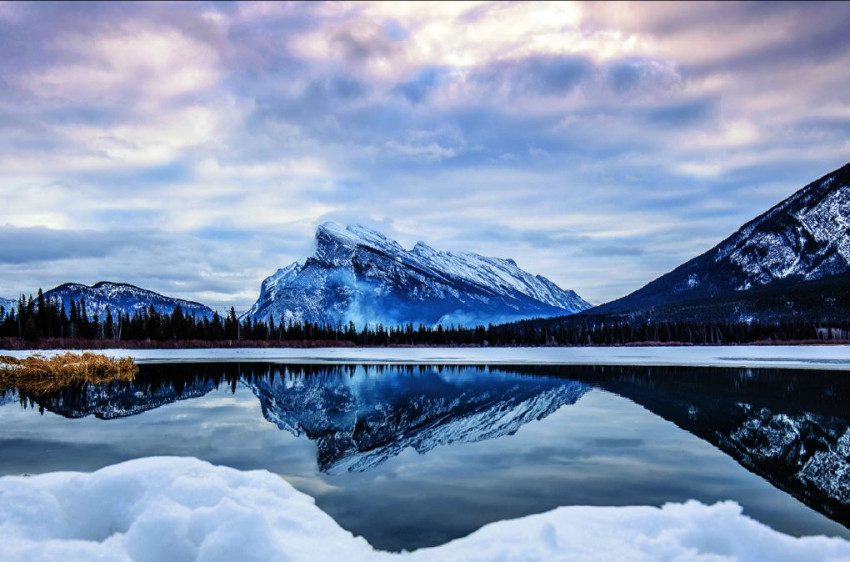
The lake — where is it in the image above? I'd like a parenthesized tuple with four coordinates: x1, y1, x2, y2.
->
(1, 362, 847, 551)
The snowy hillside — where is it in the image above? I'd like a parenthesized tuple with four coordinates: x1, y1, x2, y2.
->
(44, 281, 215, 320)
(247, 222, 591, 327)
(595, 162, 850, 314)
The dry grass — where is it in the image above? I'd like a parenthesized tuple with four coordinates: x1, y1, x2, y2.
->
(0, 352, 137, 394)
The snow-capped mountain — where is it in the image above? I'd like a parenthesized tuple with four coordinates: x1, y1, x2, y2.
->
(44, 281, 215, 320)
(249, 365, 590, 473)
(247, 222, 591, 327)
(0, 297, 16, 315)
(594, 161, 850, 314)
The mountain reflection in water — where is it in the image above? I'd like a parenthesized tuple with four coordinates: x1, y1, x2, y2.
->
(3, 362, 848, 533)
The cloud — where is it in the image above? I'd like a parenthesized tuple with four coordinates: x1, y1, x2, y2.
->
(19, 24, 220, 110)
(0, 226, 131, 264)
(605, 58, 680, 95)
(0, 2, 848, 309)
(472, 55, 595, 97)
(396, 67, 449, 103)
(641, 98, 717, 127)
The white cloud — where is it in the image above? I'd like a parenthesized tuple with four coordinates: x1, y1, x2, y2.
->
(1, 2, 849, 307)
(22, 26, 220, 109)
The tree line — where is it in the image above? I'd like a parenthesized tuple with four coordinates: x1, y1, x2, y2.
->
(0, 290, 847, 347)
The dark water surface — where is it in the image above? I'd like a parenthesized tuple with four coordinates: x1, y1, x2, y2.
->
(0, 363, 847, 551)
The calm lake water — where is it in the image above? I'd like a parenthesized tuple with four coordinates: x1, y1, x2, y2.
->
(1, 362, 848, 551)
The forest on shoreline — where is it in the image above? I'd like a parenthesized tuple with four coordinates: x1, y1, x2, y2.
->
(1, 290, 848, 348)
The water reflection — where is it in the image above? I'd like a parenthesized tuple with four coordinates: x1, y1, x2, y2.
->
(250, 366, 589, 473)
(1, 362, 848, 545)
(553, 364, 850, 525)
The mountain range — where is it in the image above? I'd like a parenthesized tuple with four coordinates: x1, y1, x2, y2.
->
(42, 282, 215, 320)
(2, 161, 848, 328)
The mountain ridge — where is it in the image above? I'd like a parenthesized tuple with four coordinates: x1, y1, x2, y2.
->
(591, 161, 850, 316)
(246, 222, 591, 327)
(43, 281, 215, 320)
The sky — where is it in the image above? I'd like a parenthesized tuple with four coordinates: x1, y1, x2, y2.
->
(1, 1, 849, 311)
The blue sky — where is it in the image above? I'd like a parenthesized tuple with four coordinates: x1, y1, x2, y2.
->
(1, 1, 849, 310)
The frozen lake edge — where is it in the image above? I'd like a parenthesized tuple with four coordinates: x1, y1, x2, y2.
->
(4, 345, 850, 370)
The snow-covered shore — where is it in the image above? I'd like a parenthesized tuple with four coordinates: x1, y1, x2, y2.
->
(4, 345, 850, 370)
(1, 457, 848, 562)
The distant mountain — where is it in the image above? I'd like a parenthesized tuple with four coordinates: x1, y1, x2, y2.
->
(0, 297, 15, 315)
(44, 281, 215, 319)
(593, 162, 850, 316)
(246, 222, 591, 327)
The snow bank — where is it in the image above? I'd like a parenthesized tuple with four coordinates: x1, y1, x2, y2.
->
(6, 345, 850, 370)
(409, 502, 850, 562)
(1, 458, 848, 562)
(0, 457, 376, 562)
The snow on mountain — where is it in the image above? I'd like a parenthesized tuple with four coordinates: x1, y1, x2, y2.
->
(43, 281, 215, 320)
(249, 366, 590, 473)
(594, 161, 850, 314)
(247, 222, 591, 327)
(0, 297, 16, 316)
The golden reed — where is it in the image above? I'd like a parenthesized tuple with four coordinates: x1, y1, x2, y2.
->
(0, 352, 137, 394)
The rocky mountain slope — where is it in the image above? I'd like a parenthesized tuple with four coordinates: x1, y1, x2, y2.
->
(247, 222, 591, 327)
(593, 162, 850, 315)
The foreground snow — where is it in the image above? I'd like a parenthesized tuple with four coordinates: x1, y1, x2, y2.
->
(5, 345, 850, 370)
(1, 458, 848, 562)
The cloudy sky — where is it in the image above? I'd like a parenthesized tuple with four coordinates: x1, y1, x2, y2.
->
(1, 1, 849, 310)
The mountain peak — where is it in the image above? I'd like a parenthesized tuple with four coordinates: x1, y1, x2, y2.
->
(249, 223, 591, 326)
(412, 241, 436, 256)
(317, 222, 396, 246)
(315, 222, 405, 266)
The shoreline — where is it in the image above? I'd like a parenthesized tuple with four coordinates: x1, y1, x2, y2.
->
(2, 345, 850, 371)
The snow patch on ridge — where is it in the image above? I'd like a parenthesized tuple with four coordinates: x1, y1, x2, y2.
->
(1, 457, 848, 562)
